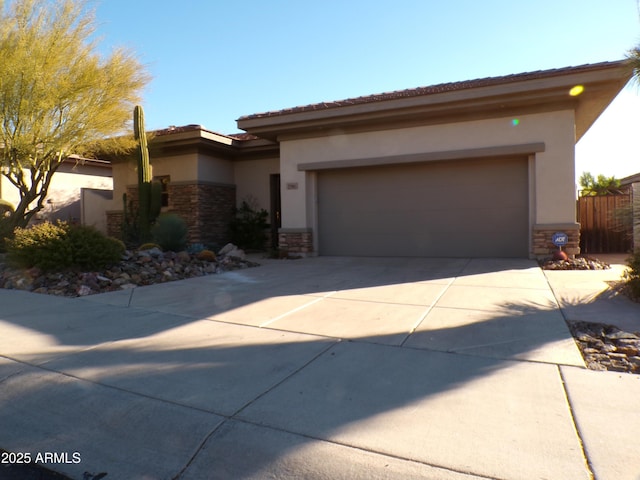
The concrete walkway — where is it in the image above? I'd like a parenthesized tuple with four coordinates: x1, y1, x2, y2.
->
(0, 256, 638, 480)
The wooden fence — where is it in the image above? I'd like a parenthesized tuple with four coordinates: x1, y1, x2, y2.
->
(577, 193, 632, 254)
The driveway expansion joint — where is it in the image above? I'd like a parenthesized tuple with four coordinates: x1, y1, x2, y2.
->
(401, 276, 456, 346)
(557, 365, 596, 480)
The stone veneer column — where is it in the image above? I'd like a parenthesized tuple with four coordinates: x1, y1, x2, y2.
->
(106, 211, 123, 239)
(168, 182, 235, 246)
(278, 228, 313, 256)
(532, 224, 580, 257)
(109, 182, 236, 247)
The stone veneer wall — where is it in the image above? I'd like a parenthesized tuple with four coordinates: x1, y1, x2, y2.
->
(532, 224, 580, 257)
(106, 210, 123, 239)
(168, 182, 236, 246)
(278, 228, 313, 256)
(106, 182, 236, 247)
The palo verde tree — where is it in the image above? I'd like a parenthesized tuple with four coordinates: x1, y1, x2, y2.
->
(0, 0, 149, 229)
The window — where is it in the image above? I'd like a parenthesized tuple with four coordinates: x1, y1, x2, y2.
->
(155, 175, 170, 208)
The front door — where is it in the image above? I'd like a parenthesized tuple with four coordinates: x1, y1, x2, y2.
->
(270, 174, 281, 249)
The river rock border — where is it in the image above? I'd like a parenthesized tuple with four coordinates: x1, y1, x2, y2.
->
(568, 320, 640, 374)
(0, 245, 259, 298)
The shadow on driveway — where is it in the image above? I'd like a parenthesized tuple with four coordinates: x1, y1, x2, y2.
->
(0, 257, 591, 479)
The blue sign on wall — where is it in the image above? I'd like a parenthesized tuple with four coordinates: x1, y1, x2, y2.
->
(552, 232, 569, 247)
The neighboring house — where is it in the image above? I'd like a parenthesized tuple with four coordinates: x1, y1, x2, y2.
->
(621, 172, 640, 251)
(106, 60, 631, 258)
(0, 157, 113, 230)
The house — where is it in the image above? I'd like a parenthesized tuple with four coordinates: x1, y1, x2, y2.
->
(106, 60, 632, 258)
(106, 126, 279, 246)
(621, 172, 640, 251)
(1, 157, 113, 230)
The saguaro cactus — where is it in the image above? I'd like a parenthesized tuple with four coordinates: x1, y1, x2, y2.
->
(133, 105, 155, 242)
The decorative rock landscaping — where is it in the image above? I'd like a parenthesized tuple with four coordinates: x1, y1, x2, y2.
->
(569, 320, 640, 374)
(0, 244, 259, 298)
(541, 254, 639, 374)
(1, 248, 638, 374)
(540, 256, 611, 270)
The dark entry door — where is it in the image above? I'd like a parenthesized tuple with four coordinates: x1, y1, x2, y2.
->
(270, 174, 281, 249)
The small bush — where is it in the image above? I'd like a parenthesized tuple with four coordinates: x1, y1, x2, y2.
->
(229, 198, 268, 251)
(7, 222, 124, 272)
(7, 221, 70, 270)
(624, 251, 640, 300)
(151, 213, 188, 252)
(0, 219, 15, 253)
(196, 249, 216, 262)
(64, 225, 125, 270)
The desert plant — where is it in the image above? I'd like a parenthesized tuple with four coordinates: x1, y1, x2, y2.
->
(120, 106, 162, 246)
(64, 225, 125, 270)
(0, 220, 13, 253)
(151, 213, 188, 252)
(229, 198, 268, 251)
(7, 221, 70, 271)
(624, 251, 640, 300)
(0, 200, 16, 252)
(6, 222, 124, 272)
(134, 105, 162, 242)
(0, 0, 149, 230)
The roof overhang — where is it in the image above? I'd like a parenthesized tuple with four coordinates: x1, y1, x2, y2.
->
(142, 125, 279, 160)
(237, 61, 632, 143)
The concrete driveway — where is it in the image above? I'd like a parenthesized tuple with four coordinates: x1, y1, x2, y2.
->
(0, 256, 639, 480)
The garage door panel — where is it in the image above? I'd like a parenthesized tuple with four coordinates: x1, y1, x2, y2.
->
(318, 157, 529, 257)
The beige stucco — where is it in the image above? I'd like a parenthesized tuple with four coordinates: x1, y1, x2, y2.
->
(233, 157, 279, 219)
(279, 111, 576, 237)
(198, 154, 234, 185)
(109, 149, 278, 220)
(81, 188, 113, 233)
(109, 152, 201, 211)
(1, 165, 112, 223)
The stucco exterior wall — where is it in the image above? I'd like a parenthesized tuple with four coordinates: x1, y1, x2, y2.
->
(110, 153, 201, 209)
(233, 157, 279, 219)
(1, 168, 112, 224)
(279, 111, 577, 235)
(81, 188, 113, 233)
(198, 154, 234, 185)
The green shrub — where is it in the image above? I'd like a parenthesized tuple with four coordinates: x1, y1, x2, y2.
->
(7, 222, 124, 272)
(229, 199, 268, 251)
(64, 225, 125, 270)
(151, 213, 188, 252)
(625, 251, 640, 300)
(0, 218, 15, 253)
(7, 221, 71, 271)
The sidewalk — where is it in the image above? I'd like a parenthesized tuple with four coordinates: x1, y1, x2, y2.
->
(0, 256, 638, 479)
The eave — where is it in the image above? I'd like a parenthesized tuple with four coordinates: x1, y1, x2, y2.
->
(237, 61, 632, 143)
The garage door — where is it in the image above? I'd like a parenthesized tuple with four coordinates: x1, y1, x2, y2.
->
(317, 157, 529, 257)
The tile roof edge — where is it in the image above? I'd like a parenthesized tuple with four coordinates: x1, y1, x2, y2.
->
(151, 125, 259, 142)
(238, 60, 628, 121)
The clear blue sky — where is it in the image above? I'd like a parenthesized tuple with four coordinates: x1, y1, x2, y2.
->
(93, 0, 640, 181)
